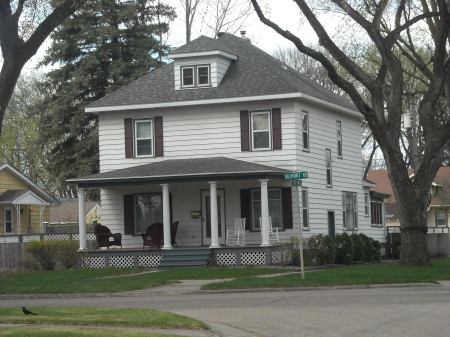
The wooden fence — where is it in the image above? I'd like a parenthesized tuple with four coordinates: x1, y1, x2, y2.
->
(0, 233, 96, 271)
(386, 226, 449, 259)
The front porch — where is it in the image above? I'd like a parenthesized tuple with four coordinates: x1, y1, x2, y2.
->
(81, 245, 293, 269)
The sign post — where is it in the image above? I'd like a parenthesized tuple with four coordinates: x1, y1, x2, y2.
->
(284, 172, 308, 280)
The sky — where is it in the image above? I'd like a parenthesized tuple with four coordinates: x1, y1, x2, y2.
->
(21, 0, 321, 71)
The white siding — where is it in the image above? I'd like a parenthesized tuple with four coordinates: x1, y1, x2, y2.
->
(98, 96, 386, 244)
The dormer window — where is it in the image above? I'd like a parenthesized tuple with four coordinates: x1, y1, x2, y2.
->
(181, 65, 210, 88)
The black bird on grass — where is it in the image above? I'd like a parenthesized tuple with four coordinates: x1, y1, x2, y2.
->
(22, 307, 37, 315)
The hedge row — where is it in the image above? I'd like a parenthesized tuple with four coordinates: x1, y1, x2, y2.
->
(291, 232, 381, 266)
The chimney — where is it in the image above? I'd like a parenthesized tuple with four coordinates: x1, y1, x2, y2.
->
(240, 31, 251, 43)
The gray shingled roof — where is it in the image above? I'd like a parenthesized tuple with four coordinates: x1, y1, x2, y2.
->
(68, 157, 290, 187)
(0, 190, 28, 203)
(88, 34, 355, 111)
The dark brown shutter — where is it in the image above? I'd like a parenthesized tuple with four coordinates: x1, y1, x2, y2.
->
(240, 189, 251, 230)
(124, 194, 134, 234)
(272, 108, 282, 150)
(240, 110, 250, 151)
(124, 118, 133, 158)
(154, 116, 164, 157)
(282, 187, 293, 229)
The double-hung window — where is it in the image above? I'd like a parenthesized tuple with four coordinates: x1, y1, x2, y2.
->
(337, 121, 342, 158)
(134, 194, 162, 234)
(342, 192, 358, 230)
(325, 149, 332, 187)
(135, 119, 153, 157)
(364, 193, 370, 217)
(181, 65, 210, 88)
(302, 111, 309, 151)
(436, 210, 448, 227)
(302, 188, 309, 229)
(251, 110, 271, 150)
(371, 200, 383, 226)
(251, 188, 282, 230)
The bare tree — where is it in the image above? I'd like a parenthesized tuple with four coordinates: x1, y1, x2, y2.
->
(0, 0, 86, 134)
(178, 0, 202, 42)
(202, 0, 253, 37)
(251, 0, 450, 266)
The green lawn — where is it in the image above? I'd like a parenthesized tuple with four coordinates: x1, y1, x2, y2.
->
(0, 266, 288, 294)
(202, 258, 450, 290)
(0, 306, 207, 337)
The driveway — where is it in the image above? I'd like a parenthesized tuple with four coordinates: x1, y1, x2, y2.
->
(2, 284, 450, 336)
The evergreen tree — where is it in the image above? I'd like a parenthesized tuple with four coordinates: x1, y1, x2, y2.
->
(39, 0, 175, 198)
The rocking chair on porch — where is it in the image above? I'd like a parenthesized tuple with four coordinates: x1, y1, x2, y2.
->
(226, 218, 246, 246)
(259, 216, 280, 244)
(94, 224, 122, 249)
(141, 222, 163, 249)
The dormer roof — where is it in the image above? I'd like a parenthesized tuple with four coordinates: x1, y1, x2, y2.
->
(169, 35, 238, 60)
(86, 33, 357, 115)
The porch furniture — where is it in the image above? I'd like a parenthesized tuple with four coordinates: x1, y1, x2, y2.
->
(226, 218, 246, 246)
(171, 221, 179, 247)
(94, 224, 122, 249)
(141, 222, 163, 249)
(259, 216, 279, 244)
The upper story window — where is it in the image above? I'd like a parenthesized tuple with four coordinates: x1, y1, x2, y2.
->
(337, 120, 343, 158)
(251, 110, 272, 150)
(325, 149, 332, 187)
(181, 65, 210, 88)
(135, 119, 153, 157)
(302, 111, 309, 151)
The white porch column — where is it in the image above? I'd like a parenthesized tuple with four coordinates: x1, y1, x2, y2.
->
(209, 181, 220, 248)
(260, 179, 271, 247)
(78, 188, 87, 251)
(161, 184, 172, 250)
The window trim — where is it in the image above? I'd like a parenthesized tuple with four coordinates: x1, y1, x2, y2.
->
(302, 187, 309, 230)
(364, 193, 370, 217)
(325, 148, 332, 187)
(337, 120, 343, 158)
(435, 209, 448, 227)
(250, 187, 283, 231)
(250, 110, 272, 151)
(371, 200, 383, 227)
(181, 64, 210, 88)
(197, 65, 210, 86)
(342, 191, 358, 231)
(302, 110, 309, 152)
(134, 118, 154, 158)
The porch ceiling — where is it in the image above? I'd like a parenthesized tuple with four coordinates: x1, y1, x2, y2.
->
(68, 157, 291, 188)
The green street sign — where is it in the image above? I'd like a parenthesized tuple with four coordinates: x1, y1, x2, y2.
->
(284, 171, 308, 180)
(292, 179, 302, 186)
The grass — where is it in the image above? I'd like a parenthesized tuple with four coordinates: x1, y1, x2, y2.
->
(202, 258, 450, 290)
(0, 306, 207, 333)
(0, 326, 184, 337)
(0, 266, 289, 294)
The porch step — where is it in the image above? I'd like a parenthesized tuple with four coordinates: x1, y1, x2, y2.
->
(158, 248, 212, 269)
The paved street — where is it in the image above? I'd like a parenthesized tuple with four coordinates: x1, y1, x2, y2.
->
(2, 284, 450, 336)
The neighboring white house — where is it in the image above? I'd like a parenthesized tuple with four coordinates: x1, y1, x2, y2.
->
(69, 33, 386, 250)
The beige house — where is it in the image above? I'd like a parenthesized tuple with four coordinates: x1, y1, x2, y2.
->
(0, 163, 58, 234)
(367, 167, 450, 228)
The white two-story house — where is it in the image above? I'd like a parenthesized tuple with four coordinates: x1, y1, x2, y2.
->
(70, 33, 386, 251)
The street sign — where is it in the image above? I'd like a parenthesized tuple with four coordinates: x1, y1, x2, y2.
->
(284, 171, 308, 180)
(292, 179, 302, 186)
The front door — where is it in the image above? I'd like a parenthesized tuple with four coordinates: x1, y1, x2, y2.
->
(4, 206, 13, 234)
(201, 190, 225, 245)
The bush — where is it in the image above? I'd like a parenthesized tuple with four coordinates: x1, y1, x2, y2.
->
(25, 240, 79, 270)
(335, 233, 354, 265)
(58, 241, 79, 269)
(350, 233, 365, 261)
(26, 241, 59, 270)
(316, 235, 336, 265)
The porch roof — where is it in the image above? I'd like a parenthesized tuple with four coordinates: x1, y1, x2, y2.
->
(68, 157, 291, 188)
(0, 190, 50, 206)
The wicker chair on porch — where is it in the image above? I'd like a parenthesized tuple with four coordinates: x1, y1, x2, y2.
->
(94, 224, 122, 249)
(141, 222, 163, 249)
